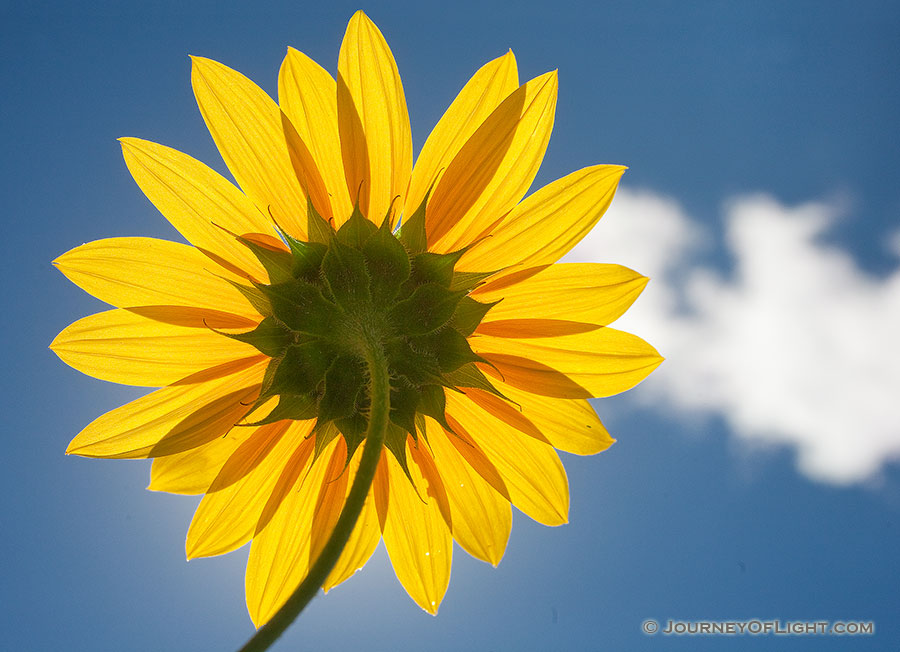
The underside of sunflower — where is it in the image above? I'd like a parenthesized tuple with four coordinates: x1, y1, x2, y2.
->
(51, 10, 664, 651)
(226, 199, 501, 476)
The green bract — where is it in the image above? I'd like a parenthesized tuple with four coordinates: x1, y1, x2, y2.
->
(221, 200, 502, 475)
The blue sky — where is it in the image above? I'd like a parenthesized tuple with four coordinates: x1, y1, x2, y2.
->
(2, 1, 899, 650)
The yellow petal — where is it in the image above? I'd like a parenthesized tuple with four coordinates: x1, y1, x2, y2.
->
(50, 308, 260, 387)
(409, 437, 453, 530)
(485, 378, 614, 456)
(281, 112, 333, 220)
(459, 165, 625, 270)
(121, 306, 256, 332)
(446, 391, 569, 526)
(475, 319, 601, 339)
(278, 47, 353, 221)
(441, 416, 510, 501)
(426, 71, 558, 251)
(54, 237, 258, 317)
(148, 428, 253, 495)
(309, 439, 351, 563)
(191, 56, 307, 238)
(337, 10, 412, 224)
(406, 51, 518, 215)
(244, 436, 336, 627)
(186, 420, 305, 559)
(473, 263, 648, 326)
(65, 359, 266, 459)
(374, 450, 391, 531)
(471, 328, 663, 399)
(119, 137, 271, 280)
(460, 387, 551, 446)
(382, 437, 452, 614)
(254, 434, 316, 536)
(322, 447, 381, 592)
(425, 419, 511, 566)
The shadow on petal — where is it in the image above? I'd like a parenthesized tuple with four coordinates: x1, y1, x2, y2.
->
(126, 305, 258, 330)
(149, 385, 260, 457)
(478, 354, 592, 399)
(475, 318, 600, 338)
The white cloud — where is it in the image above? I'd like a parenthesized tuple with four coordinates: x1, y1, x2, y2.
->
(564, 188, 900, 486)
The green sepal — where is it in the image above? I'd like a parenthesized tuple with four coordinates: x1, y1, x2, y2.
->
(451, 296, 499, 336)
(257, 355, 282, 400)
(306, 196, 335, 245)
(271, 341, 335, 395)
(336, 209, 378, 248)
(321, 238, 371, 311)
(362, 219, 411, 304)
(385, 337, 444, 386)
(379, 207, 394, 232)
(418, 384, 451, 431)
(449, 269, 500, 292)
(239, 393, 317, 426)
(389, 378, 421, 437)
(312, 420, 342, 462)
(408, 250, 465, 289)
(318, 355, 365, 422)
(416, 328, 485, 373)
(223, 278, 272, 316)
(235, 235, 294, 285)
(258, 278, 335, 336)
(334, 413, 366, 461)
(398, 194, 428, 253)
(272, 220, 306, 251)
(389, 282, 466, 335)
(225, 316, 294, 357)
(277, 227, 327, 282)
(443, 362, 508, 400)
(384, 422, 414, 482)
(414, 413, 428, 440)
(239, 355, 283, 419)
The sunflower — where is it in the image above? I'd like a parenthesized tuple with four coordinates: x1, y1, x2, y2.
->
(52, 10, 661, 632)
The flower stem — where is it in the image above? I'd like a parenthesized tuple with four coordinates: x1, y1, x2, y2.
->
(236, 338, 390, 652)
